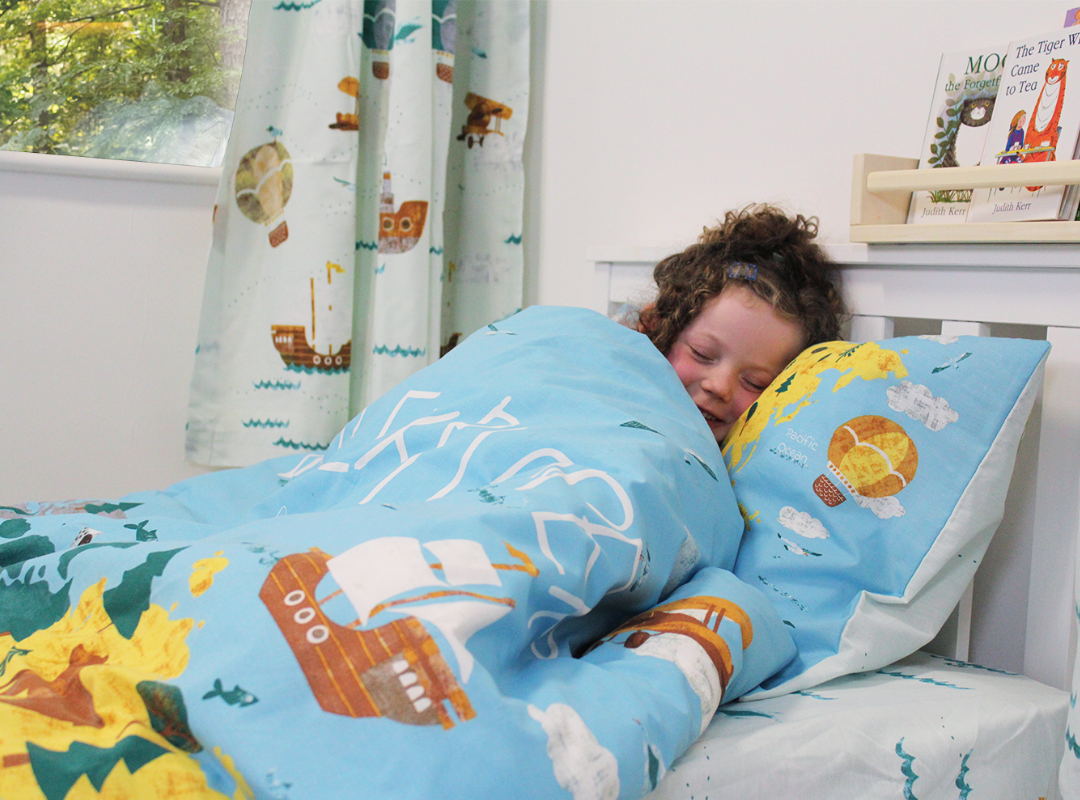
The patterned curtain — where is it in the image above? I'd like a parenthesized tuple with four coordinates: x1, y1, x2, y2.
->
(186, 0, 529, 467)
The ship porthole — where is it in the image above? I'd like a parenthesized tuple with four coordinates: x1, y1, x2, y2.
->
(335, 355, 343, 365)
(307, 625, 329, 644)
(284, 589, 306, 606)
(294, 607, 316, 624)
(313, 354, 322, 365)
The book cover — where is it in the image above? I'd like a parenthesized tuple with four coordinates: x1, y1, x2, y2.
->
(967, 29, 1080, 222)
(908, 48, 1005, 224)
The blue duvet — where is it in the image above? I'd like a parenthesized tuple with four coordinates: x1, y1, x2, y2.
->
(0, 307, 794, 800)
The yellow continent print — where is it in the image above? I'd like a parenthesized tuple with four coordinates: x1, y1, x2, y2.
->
(0, 579, 242, 800)
(723, 340, 908, 472)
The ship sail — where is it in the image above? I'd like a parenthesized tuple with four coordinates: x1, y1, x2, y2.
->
(327, 537, 505, 626)
(423, 539, 503, 587)
(402, 600, 512, 683)
(328, 537, 443, 626)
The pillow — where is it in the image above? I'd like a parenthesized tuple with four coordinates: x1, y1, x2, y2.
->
(721, 334, 1050, 698)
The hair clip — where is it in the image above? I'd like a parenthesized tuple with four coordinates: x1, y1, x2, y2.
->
(727, 262, 758, 281)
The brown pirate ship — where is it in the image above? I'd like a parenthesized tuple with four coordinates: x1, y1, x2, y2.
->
(586, 596, 753, 695)
(260, 537, 537, 728)
(271, 277, 352, 373)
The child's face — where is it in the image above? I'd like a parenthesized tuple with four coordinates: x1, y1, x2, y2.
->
(665, 286, 804, 443)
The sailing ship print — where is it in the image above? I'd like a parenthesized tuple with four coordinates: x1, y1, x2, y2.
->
(259, 537, 538, 728)
(271, 277, 352, 373)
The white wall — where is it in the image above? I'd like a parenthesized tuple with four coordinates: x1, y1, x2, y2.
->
(0, 157, 218, 503)
(2, 0, 1070, 502)
(523, 0, 1069, 308)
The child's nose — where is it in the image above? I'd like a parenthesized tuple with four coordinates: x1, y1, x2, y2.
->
(701, 368, 733, 402)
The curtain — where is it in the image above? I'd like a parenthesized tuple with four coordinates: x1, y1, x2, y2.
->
(186, 0, 529, 467)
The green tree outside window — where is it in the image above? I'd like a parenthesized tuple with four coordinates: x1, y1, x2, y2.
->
(0, 0, 251, 165)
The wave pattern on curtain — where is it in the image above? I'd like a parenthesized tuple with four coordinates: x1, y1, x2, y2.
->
(186, 0, 528, 467)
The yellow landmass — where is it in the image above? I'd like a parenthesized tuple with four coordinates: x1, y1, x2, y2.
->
(723, 341, 907, 472)
(0, 580, 230, 799)
(214, 746, 256, 800)
(189, 557, 229, 598)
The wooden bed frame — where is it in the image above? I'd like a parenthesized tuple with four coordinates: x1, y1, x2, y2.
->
(588, 241, 1080, 691)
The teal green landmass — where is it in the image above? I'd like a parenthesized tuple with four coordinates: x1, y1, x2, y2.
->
(58, 541, 140, 579)
(137, 681, 203, 752)
(0, 573, 72, 643)
(27, 737, 170, 800)
(102, 548, 187, 639)
(84, 502, 143, 516)
(0, 535, 55, 578)
(0, 519, 31, 539)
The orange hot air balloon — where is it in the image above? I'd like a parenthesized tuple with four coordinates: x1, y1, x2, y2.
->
(813, 415, 918, 507)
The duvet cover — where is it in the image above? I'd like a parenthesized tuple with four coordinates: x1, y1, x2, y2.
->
(0, 307, 795, 800)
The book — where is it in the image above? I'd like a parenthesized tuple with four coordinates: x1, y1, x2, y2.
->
(967, 29, 1080, 223)
(908, 48, 1006, 224)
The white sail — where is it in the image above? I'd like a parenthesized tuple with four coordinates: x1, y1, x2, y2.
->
(403, 600, 512, 683)
(328, 537, 445, 626)
(423, 539, 502, 587)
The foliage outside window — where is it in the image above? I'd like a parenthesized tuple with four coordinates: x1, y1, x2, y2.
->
(0, 0, 251, 166)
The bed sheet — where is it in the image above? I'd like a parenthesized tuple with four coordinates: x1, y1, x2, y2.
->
(649, 650, 1069, 800)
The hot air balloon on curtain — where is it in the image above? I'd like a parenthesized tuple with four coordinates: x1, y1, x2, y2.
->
(812, 416, 918, 508)
(432, 0, 456, 83)
(362, 0, 396, 80)
(235, 137, 293, 248)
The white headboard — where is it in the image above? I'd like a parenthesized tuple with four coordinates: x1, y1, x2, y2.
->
(589, 242, 1080, 690)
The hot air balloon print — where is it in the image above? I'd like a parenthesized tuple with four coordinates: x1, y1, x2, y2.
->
(235, 138, 293, 247)
(362, 0, 395, 80)
(812, 416, 918, 509)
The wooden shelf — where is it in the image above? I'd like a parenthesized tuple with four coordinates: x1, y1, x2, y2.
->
(849, 153, 1080, 244)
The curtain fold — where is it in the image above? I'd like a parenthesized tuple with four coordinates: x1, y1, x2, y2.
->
(186, 0, 528, 467)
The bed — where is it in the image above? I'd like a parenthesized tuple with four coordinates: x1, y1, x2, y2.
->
(591, 241, 1078, 799)
(0, 243, 1075, 800)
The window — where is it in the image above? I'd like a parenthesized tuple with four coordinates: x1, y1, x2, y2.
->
(0, 0, 251, 166)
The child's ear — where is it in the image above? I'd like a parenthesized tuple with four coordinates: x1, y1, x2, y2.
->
(637, 304, 658, 334)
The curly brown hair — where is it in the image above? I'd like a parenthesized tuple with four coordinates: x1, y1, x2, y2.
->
(639, 204, 846, 355)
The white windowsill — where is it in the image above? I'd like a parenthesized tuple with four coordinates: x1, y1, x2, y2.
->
(0, 149, 222, 186)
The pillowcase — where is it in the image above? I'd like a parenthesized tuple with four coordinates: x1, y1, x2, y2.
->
(721, 334, 1050, 698)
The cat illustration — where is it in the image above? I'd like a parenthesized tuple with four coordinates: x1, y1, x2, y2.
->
(942, 96, 995, 167)
(1023, 57, 1068, 188)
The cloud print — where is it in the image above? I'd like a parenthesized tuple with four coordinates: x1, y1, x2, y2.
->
(919, 334, 959, 345)
(528, 703, 620, 800)
(853, 493, 905, 519)
(778, 506, 829, 539)
(887, 380, 959, 431)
